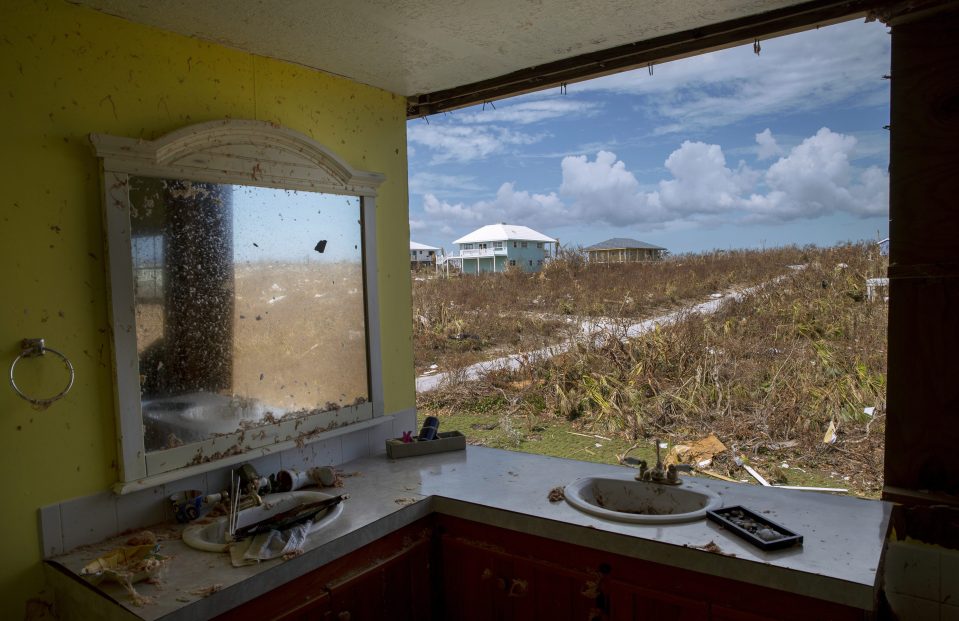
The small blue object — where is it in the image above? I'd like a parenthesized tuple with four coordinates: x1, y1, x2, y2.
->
(169, 489, 204, 523)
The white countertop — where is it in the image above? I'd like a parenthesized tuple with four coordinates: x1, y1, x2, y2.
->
(46, 446, 892, 619)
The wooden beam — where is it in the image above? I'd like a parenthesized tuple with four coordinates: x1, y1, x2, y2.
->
(407, 0, 888, 117)
(883, 5, 959, 502)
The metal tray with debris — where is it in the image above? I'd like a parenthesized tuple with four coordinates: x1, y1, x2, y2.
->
(707, 506, 803, 551)
(386, 431, 466, 459)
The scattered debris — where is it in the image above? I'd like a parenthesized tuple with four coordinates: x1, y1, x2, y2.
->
(823, 420, 838, 444)
(124, 531, 156, 547)
(773, 485, 847, 493)
(759, 439, 799, 452)
(394, 497, 418, 506)
(567, 431, 611, 441)
(691, 540, 734, 556)
(188, 584, 222, 597)
(666, 434, 726, 468)
(80, 543, 168, 606)
(547, 486, 565, 502)
(699, 469, 739, 483)
(733, 453, 770, 486)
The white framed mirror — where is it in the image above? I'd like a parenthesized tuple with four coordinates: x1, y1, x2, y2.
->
(91, 120, 385, 491)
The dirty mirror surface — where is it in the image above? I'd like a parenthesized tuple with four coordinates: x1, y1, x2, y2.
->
(128, 177, 368, 452)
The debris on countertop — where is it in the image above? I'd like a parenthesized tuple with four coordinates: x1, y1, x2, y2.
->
(79, 542, 169, 606)
(188, 584, 222, 597)
(690, 540, 735, 557)
(44, 446, 890, 620)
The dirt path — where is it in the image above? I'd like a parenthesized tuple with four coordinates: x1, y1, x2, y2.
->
(415, 273, 798, 393)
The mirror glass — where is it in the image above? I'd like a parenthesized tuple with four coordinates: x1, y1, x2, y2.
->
(128, 177, 368, 452)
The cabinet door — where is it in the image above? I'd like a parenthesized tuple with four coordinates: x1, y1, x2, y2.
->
(709, 605, 777, 621)
(216, 520, 432, 621)
(327, 536, 432, 621)
(216, 584, 331, 621)
(440, 535, 599, 621)
(605, 578, 708, 621)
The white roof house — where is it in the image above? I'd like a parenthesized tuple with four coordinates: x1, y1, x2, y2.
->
(453, 223, 556, 245)
(450, 223, 557, 274)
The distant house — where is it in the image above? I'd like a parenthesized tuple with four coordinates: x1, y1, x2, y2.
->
(451, 223, 557, 274)
(584, 238, 666, 263)
(410, 241, 439, 269)
(878, 237, 889, 257)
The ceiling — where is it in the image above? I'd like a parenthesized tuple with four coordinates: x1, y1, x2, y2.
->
(71, 0, 880, 114)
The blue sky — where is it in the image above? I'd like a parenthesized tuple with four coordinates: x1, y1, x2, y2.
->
(406, 19, 891, 255)
(232, 187, 362, 263)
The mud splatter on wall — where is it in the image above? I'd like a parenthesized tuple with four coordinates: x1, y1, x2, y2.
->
(0, 1, 410, 614)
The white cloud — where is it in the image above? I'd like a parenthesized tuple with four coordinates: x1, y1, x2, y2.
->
(755, 128, 783, 160)
(407, 123, 544, 163)
(458, 98, 601, 125)
(409, 172, 485, 195)
(422, 193, 484, 222)
(413, 128, 887, 237)
(578, 20, 889, 134)
(559, 151, 663, 225)
(657, 142, 759, 215)
(743, 128, 888, 222)
(421, 185, 567, 231)
(409, 219, 429, 232)
(407, 97, 597, 164)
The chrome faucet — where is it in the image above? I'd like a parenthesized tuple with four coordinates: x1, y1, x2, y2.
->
(634, 439, 691, 486)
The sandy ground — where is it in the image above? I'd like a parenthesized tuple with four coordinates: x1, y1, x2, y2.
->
(135, 261, 369, 413)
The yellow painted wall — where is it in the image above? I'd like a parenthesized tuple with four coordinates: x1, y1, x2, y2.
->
(0, 1, 413, 614)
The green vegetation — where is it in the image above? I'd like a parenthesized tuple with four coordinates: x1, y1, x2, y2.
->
(413, 243, 887, 498)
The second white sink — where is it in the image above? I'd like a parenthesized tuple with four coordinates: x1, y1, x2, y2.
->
(565, 474, 721, 524)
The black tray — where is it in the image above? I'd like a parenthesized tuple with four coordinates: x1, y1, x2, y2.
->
(706, 506, 803, 551)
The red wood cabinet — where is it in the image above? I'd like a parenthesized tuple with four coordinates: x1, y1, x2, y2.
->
(440, 534, 600, 621)
(220, 514, 868, 621)
(216, 520, 433, 621)
(605, 579, 708, 621)
(434, 515, 866, 621)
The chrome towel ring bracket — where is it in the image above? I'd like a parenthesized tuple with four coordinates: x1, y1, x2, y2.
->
(9, 338, 75, 408)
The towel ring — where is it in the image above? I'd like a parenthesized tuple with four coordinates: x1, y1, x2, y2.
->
(9, 338, 75, 407)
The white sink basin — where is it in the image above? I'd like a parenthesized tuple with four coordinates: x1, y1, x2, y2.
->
(182, 490, 344, 552)
(564, 474, 722, 524)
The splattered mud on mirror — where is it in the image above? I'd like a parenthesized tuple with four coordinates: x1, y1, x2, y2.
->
(128, 177, 369, 452)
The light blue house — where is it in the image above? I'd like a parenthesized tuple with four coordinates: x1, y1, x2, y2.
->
(451, 223, 556, 274)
